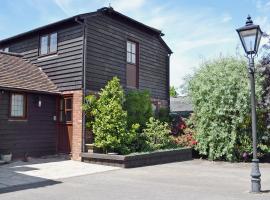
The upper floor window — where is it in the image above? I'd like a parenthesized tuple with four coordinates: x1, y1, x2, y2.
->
(126, 40, 139, 88)
(10, 93, 27, 119)
(127, 41, 136, 64)
(40, 33, 58, 56)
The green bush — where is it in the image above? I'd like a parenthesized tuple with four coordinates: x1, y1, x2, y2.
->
(125, 90, 153, 129)
(188, 57, 266, 161)
(89, 77, 139, 154)
(83, 95, 97, 130)
(142, 117, 174, 151)
(156, 107, 170, 123)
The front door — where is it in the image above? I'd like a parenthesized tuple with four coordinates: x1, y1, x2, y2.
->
(57, 96, 73, 153)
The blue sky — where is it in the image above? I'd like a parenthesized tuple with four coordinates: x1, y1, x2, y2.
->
(1, 0, 270, 88)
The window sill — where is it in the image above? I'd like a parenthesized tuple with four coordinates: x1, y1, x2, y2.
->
(8, 119, 28, 122)
(126, 86, 138, 90)
(38, 53, 58, 60)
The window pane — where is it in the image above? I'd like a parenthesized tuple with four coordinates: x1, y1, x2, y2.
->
(127, 42, 131, 53)
(4, 47, 9, 52)
(127, 52, 131, 63)
(40, 36, 48, 55)
(66, 111, 72, 122)
(11, 94, 25, 117)
(131, 43, 136, 54)
(65, 98, 72, 110)
(131, 54, 136, 64)
(50, 33, 57, 53)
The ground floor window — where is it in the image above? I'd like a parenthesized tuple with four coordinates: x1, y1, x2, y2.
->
(10, 93, 27, 118)
(59, 96, 73, 123)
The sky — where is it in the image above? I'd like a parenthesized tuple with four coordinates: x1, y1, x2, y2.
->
(1, 0, 270, 90)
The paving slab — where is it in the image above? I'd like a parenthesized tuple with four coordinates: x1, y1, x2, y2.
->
(0, 157, 119, 190)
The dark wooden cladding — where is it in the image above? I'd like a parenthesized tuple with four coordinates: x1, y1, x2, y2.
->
(0, 22, 84, 92)
(85, 14, 170, 100)
(0, 9, 170, 100)
(0, 91, 57, 157)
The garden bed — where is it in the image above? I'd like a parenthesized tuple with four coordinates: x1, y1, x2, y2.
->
(81, 148, 192, 168)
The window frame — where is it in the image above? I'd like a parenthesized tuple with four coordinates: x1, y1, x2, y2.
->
(126, 40, 139, 88)
(126, 41, 137, 65)
(64, 97, 73, 124)
(58, 96, 73, 124)
(9, 92, 27, 120)
(39, 32, 58, 56)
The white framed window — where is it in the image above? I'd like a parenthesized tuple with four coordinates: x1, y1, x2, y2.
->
(40, 35, 49, 55)
(39, 33, 58, 55)
(10, 93, 27, 118)
(127, 41, 136, 64)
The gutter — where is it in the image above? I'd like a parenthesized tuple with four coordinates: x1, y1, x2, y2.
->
(75, 16, 87, 155)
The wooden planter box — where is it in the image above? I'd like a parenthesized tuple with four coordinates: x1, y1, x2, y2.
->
(81, 148, 192, 168)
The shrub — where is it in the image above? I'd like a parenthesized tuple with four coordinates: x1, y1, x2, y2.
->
(90, 77, 138, 154)
(83, 95, 97, 130)
(156, 107, 170, 123)
(188, 57, 266, 161)
(142, 117, 173, 151)
(172, 130, 197, 148)
(125, 90, 153, 130)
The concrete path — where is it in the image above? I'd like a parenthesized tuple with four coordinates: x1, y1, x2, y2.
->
(1, 159, 270, 199)
(0, 157, 119, 192)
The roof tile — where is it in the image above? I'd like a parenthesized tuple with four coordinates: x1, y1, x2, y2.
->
(0, 51, 59, 94)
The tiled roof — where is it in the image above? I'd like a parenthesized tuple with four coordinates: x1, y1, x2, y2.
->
(170, 96, 193, 112)
(0, 51, 59, 94)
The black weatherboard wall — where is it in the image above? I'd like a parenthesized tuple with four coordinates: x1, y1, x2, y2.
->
(84, 13, 170, 100)
(0, 22, 84, 92)
(0, 8, 171, 101)
(0, 91, 57, 157)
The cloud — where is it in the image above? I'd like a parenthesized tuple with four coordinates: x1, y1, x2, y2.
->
(49, 0, 237, 87)
(222, 14, 232, 23)
(53, 0, 73, 15)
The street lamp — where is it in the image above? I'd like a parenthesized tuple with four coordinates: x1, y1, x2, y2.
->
(236, 15, 263, 193)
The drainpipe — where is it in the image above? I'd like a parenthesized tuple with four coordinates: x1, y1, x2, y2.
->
(167, 53, 171, 111)
(75, 17, 87, 154)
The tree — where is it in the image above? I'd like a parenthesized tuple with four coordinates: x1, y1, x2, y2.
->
(188, 56, 266, 161)
(170, 86, 178, 97)
(88, 77, 138, 154)
(125, 90, 153, 130)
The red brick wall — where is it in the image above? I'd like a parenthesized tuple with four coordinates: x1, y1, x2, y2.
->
(62, 90, 83, 161)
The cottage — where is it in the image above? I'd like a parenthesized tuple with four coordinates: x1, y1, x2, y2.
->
(0, 7, 172, 160)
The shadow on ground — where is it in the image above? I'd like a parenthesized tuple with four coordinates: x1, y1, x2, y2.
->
(0, 157, 64, 194)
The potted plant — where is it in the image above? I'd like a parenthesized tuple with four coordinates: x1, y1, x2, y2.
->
(0, 149, 12, 163)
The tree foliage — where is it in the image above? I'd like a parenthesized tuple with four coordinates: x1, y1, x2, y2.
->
(142, 117, 173, 151)
(125, 90, 153, 130)
(188, 57, 266, 161)
(89, 77, 138, 154)
(170, 86, 178, 97)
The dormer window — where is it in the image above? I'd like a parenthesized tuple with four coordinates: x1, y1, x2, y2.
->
(39, 33, 58, 56)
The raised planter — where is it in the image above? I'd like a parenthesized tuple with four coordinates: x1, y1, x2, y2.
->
(81, 148, 192, 168)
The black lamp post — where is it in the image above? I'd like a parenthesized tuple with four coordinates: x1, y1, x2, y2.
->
(236, 15, 263, 193)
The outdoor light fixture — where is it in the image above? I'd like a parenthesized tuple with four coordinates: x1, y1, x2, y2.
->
(236, 15, 263, 193)
(237, 15, 262, 55)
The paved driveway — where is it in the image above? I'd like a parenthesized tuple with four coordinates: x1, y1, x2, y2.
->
(0, 157, 119, 192)
(1, 159, 270, 200)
